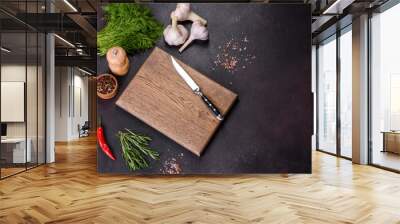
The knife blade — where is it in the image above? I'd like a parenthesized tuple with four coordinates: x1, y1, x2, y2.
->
(170, 56, 224, 121)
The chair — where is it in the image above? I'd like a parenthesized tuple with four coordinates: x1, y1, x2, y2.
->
(79, 121, 90, 138)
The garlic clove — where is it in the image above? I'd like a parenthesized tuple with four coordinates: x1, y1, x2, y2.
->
(187, 12, 207, 25)
(179, 20, 208, 53)
(163, 16, 189, 46)
(178, 37, 194, 53)
(171, 3, 190, 21)
(172, 3, 207, 25)
(177, 3, 190, 11)
(191, 20, 209, 41)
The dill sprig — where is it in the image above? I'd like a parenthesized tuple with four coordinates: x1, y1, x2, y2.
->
(98, 3, 163, 55)
(117, 129, 159, 171)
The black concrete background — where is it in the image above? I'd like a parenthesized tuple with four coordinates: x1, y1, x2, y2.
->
(97, 3, 313, 174)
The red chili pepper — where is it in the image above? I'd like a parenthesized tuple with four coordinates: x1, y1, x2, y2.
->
(97, 126, 116, 160)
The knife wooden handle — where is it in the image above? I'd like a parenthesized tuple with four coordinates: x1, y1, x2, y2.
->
(197, 91, 224, 121)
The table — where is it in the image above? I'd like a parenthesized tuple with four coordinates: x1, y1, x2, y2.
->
(382, 131, 400, 154)
(1, 138, 32, 163)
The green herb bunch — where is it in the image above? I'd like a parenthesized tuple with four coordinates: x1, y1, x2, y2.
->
(98, 3, 163, 55)
(117, 129, 159, 171)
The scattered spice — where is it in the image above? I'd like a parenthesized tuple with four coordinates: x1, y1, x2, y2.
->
(162, 158, 182, 174)
(160, 152, 184, 174)
(212, 34, 256, 74)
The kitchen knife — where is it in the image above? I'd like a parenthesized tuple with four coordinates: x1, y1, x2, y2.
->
(171, 56, 224, 121)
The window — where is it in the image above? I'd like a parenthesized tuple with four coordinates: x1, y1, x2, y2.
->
(317, 36, 337, 154)
(370, 3, 400, 171)
(390, 75, 400, 130)
(0, 1, 47, 179)
(339, 28, 352, 158)
(316, 26, 353, 158)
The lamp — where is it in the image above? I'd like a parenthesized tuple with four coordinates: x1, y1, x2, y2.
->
(63, 0, 78, 12)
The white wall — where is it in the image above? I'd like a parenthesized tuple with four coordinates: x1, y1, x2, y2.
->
(1, 82, 25, 122)
(1, 64, 46, 164)
(72, 73, 89, 138)
(54, 66, 89, 141)
(1, 65, 26, 137)
(55, 66, 69, 141)
(1, 65, 41, 138)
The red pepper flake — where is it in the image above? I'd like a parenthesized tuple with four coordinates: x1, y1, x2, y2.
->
(212, 35, 256, 74)
(97, 75, 117, 94)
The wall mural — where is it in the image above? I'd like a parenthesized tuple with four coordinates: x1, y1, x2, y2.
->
(97, 3, 312, 174)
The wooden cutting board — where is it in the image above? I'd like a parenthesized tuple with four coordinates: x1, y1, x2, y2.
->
(116, 47, 237, 156)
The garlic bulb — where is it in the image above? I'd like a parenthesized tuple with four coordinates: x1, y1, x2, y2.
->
(179, 20, 209, 53)
(171, 3, 207, 25)
(163, 16, 189, 46)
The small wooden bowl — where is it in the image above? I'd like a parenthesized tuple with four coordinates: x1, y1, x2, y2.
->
(97, 74, 118, 100)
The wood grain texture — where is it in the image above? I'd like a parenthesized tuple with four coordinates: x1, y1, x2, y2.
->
(1, 136, 400, 223)
(116, 47, 237, 156)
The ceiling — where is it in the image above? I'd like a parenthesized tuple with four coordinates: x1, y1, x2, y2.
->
(310, 0, 390, 43)
(0, 0, 97, 72)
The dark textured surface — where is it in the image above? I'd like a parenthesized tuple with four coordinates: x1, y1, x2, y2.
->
(97, 3, 312, 174)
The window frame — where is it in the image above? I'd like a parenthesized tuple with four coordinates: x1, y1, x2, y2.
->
(316, 24, 353, 161)
(0, 0, 48, 180)
(367, 0, 400, 173)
